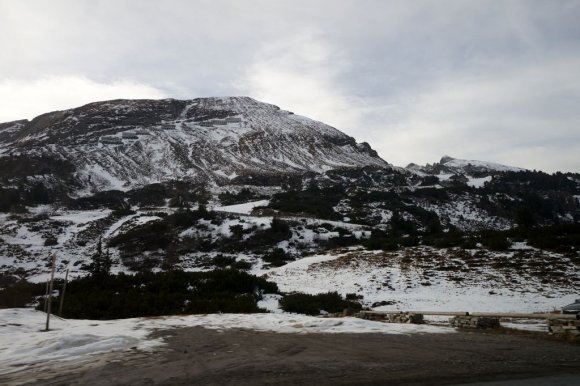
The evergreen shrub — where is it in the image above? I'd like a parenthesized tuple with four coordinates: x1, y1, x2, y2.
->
(280, 292, 362, 315)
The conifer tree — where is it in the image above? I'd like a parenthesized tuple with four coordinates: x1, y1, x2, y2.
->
(89, 237, 111, 277)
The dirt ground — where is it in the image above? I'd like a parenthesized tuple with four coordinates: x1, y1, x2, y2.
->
(11, 327, 580, 386)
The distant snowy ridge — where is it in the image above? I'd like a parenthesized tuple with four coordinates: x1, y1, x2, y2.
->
(439, 155, 525, 173)
(407, 155, 525, 178)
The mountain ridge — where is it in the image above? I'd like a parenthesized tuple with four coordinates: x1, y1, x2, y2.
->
(0, 98, 558, 186)
(406, 155, 525, 177)
(0, 97, 389, 191)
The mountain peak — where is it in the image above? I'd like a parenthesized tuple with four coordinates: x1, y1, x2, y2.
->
(440, 155, 455, 164)
(0, 97, 388, 190)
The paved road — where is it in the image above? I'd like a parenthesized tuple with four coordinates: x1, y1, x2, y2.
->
(11, 327, 580, 386)
(458, 374, 580, 385)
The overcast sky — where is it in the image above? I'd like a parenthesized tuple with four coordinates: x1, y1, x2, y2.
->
(1, 0, 579, 172)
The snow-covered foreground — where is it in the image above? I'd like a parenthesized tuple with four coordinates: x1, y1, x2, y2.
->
(0, 308, 454, 377)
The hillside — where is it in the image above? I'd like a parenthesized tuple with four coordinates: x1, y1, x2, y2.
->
(0, 98, 579, 314)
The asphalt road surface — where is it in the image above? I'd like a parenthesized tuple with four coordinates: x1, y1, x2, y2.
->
(11, 327, 580, 386)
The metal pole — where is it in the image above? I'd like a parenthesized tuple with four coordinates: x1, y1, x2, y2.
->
(58, 268, 69, 316)
(45, 254, 57, 331)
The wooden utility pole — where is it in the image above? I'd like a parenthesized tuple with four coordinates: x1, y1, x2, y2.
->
(58, 268, 69, 316)
(45, 254, 57, 331)
(43, 279, 49, 313)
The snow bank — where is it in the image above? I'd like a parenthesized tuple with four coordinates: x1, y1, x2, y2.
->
(146, 313, 455, 335)
(0, 309, 150, 377)
(0, 308, 454, 376)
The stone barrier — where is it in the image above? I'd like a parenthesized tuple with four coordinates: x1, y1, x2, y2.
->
(386, 313, 424, 324)
(356, 312, 424, 324)
(449, 316, 500, 329)
(548, 319, 580, 340)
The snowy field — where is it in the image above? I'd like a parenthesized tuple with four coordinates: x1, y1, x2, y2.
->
(261, 248, 578, 314)
(0, 308, 454, 380)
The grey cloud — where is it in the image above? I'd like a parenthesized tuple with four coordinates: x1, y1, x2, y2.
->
(1, 0, 580, 172)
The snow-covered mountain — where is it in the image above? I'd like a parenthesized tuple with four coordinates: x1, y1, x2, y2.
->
(0, 97, 387, 191)
(407, 155, 524, 176)
(1, 97, 579, 316)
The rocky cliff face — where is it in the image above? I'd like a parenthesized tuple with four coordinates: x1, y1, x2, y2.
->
(0, 97, 388, 191)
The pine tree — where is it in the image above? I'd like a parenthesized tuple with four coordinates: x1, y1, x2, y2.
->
(162, 243, 179, 270)
(89, 237, 111, 277)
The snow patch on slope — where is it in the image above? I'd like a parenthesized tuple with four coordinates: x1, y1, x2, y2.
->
(262, 248, 578, 313)
(214, 200, 269, 214)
